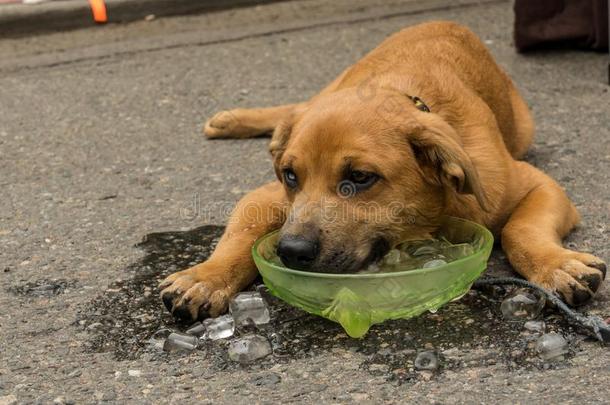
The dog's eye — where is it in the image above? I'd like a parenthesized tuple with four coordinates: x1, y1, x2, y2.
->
(283, 168, 298, 189)
(337, 170, 379, 197)
(349, 170, 378, 187)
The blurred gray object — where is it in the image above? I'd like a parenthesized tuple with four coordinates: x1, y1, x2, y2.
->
(514, 0, 608, 51)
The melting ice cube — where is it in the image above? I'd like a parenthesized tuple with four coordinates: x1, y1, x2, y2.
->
(163, 332, 198, 352)
(535, 333, 568, 361)
(203, 314, 235, 340)
(229, 291, 270, 326)
(147, 328, 173, 351)
(228, 334, 272, 363)
(500, 288, 546, 320)
(422, 259, 447, 268)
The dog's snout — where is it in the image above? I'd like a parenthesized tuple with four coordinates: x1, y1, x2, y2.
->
(277, 235, 319, 270)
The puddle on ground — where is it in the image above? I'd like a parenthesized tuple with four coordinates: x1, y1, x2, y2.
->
(77, 225, 584, 382)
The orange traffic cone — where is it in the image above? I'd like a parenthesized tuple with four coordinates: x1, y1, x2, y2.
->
(88, 0, 107, 23)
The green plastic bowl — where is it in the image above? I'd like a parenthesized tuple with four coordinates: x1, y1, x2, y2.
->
(252, 216, 494, 338)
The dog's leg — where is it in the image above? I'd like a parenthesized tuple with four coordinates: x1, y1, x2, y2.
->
(501, 163, 606, 305)
(203, 65, 354, 139)
(204, 104, 300, 139)
(159, 182, 287, 321)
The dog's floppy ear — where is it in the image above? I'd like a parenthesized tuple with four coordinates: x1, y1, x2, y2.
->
(408, 118, 490, 211)
(269, 116, 294, 179)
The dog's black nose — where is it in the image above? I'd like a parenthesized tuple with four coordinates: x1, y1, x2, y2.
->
(277, 235, 319, 270)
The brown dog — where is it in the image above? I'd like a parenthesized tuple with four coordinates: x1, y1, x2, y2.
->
(159, 21, 606, 321)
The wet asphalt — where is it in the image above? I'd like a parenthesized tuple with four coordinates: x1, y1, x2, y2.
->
(1, 0, 609, 403)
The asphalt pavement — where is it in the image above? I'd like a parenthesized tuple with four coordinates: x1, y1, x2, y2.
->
(1, 0, 609, 403)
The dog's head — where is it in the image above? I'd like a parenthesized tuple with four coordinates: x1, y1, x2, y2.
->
(270, 88, 488, 273)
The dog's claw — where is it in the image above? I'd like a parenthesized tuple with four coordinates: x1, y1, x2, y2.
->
(162, 292, 176, 312)
(158, 265, 231, 321)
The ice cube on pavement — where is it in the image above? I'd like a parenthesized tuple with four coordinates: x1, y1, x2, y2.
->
(148, 328, 173, 351)
(535, 333, 568, 361)
(203, 314, 235, 340)
(500, 288, 545, 320)
(414, 351, 439, 370)
(228, 334, 272, 363)
(163, 332, 199, 352)
(422, 259, 447, 268)
(229, 291, 270, 326)
(186, 321, 206, 337)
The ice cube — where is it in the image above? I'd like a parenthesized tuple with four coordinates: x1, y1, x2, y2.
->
(228, 334, 272, 363)
(414, 351, 439, 370)
(229, 291, 270, 326)
(422, 259, 447, 268)
(500, 288, 546, 320)
(411, 245, 441, 257)
(442, 243, 475, 260)
(163, 332, 198, 352)
(203, 314, 235, 340)
(186, 321, 206, 337)
(383, 249, 402, 265)
(147, 328, 173, 351)
(535, 333, 568, 361)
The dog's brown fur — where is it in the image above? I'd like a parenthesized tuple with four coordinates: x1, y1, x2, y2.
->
(160, 21, 606, 321)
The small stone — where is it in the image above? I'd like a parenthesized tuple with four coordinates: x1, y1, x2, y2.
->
(163, 332, 198, 352)
(500, 288, 545, 320)
(524, 320, 545, 333)
(0, 395, 17, 405)
(418, 370, 434, 381)
(229, 292, 270, 326)
(128, 370, 142, 377)
(29, 283, 58, 295)
(203, 314, 235, 340)
(144, 14, 155, 21)
(250, 373, 281, 386)
(228, 334, 272, 363)
(86, 322, 103, 331)
(414, 351, 439, 371)
(536, 333, 568, 361)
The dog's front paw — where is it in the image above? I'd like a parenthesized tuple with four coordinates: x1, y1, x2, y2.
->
(529, 250, 606, 306)
(159, 263, 231, 321)
(203, 110, 242, 138)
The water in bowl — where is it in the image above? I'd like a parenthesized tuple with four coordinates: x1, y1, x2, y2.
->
(364, 238, 475, 273)
(268, 237, 475, 273)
